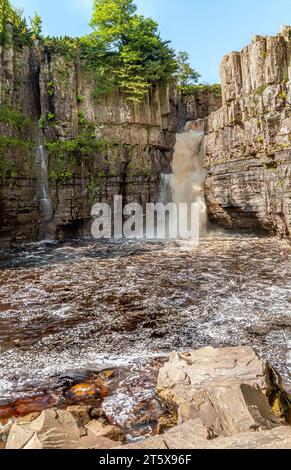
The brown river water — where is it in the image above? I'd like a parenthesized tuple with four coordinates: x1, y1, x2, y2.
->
(0, 234, 290, 439)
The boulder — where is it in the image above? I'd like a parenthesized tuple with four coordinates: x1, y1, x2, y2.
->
(6, 409, 80, 449)
(157, 346, 282, 437)
(5, 409, 121, 450)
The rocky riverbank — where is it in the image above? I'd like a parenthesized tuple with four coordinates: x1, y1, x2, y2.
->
(1, 346, 291, 449)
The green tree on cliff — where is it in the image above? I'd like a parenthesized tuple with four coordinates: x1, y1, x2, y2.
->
(0, 0, 40, 46)
(0, 0, 17, 45)
(30, 12, 42, 40)
(89, 0, 177, 102)
(176, 51, 200, 92)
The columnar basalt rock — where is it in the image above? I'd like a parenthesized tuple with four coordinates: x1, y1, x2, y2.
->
(205, 27, 291, 236)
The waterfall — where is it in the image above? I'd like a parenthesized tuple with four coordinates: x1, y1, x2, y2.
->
(172, 120, 208, 237)
(159, 173, 175, 205)
(36, 121, 53, 240)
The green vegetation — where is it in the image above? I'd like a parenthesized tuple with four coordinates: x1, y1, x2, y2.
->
(0, 135, 33, 178)
(0, 106, 21, 126)
(87, 0, 178, 102)
(255, 85, 267, 96)
(279, 90, 287, 101)
(257, 136, 264, 144)
(0, 0, 41, 46)
(47, 81, 54, 97)
(29, 12, 42, 40)
(1, 0, 220, 104)
(181, 83, 222, 98)
(175, 51, 200, 94)
(0, 136, 33, 152)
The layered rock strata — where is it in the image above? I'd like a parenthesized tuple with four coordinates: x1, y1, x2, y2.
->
(205, 27, 291, 236)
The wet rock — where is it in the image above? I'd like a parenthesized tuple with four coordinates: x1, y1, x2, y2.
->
(66, 405, 91, 428)
(158, 346, 282, 437)
(65, 370, 114, 401)
(66, 383, 102, 399)
(85, 420, 126, 444)
(247, 325, 272, 336)
(120, 435, 168, 450)
(131, 398, 166, 426)
(156, 414, 177, 435)
(121, 418, 211, 449)
(0, 395, 58, 421)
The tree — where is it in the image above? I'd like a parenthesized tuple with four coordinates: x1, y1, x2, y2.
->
(30, 12, 42, 40)
(89, 0, 177, 102)
(0, 0, 15, 45)
(176, 51, 200, 89)
(90, 0, 137, 48)
(0, 0, 35, 46)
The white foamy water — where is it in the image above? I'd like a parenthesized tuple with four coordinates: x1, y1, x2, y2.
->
(36, 123, 53, 240)
(172, 120, 208, 237)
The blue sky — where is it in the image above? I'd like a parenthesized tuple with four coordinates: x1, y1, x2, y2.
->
(13, 0, 291, 83)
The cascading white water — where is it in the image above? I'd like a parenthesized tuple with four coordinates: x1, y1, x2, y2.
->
(159, 173, 175, 205)
(171, 120, 208, 237)
(36, 122, 53, 239)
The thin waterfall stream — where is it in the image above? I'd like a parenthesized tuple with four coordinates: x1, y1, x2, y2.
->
(36, 122, 53, 240)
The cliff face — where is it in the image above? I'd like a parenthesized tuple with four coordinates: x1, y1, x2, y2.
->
(205, 27, 291, 236)
(2, 27, 289, 244)
(0, 33, 220, 245)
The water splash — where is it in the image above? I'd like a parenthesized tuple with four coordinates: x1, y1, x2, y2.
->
(36, 122, 53, 240)
(172, 120, 208, 237)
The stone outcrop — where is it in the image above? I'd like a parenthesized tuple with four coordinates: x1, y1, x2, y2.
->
(122, 346, 291, 449)
(205, 27, 291, 236)
(157, 346, 284, 437)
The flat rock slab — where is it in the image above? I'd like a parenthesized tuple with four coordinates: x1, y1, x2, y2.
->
(121, 423, 291, 450)
(203, 426, 291, 449)
(158, 346, 281, 436)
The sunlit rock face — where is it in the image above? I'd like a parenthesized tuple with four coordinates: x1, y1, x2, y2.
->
(205, 27, 291, 237)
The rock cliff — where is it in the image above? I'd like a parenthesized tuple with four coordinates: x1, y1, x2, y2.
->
(205, 26, 291, 236)
(0, 30, 220, 245)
